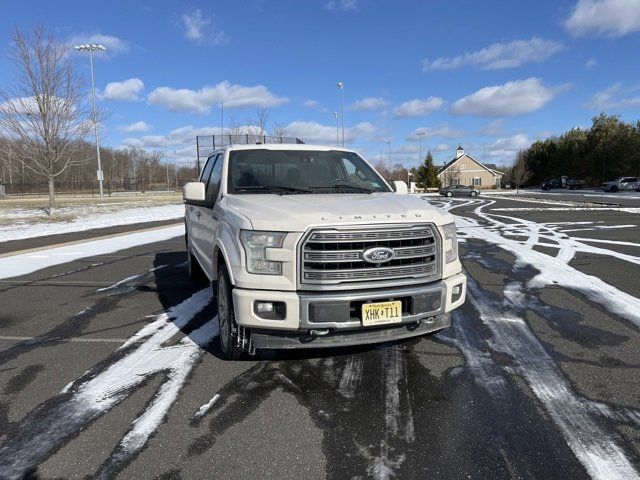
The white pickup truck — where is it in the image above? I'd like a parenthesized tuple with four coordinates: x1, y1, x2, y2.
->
(183, 144, 466, 359)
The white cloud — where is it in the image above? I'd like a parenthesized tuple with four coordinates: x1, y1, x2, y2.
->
(434, 144, 450, 152)
(488, 134, 533, 158)
(119, 121, 152, 133)
(423, 38, 565, 71)
(478, 120, 505, 136)
(303, 99, 318, 108)
(284, 121, 376, 144)
(351, 97, 389, 111)
(451, 78, 568, 117)
(102, 78, 144, 101)
(70, 34, 130, 57)
(406, 124, 465, 141)
(181, 9, 228, 45)
(565, 0, 640, 37)
(147, 81, 288, 114)
(585, 58, 598, 68)
(584, 83, 640, 110)
(394, 97, 444, 117)
(391, 144, 420, 154)
(325, 0, 358, 11)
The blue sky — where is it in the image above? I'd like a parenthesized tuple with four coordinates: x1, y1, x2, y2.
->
(2, 0, 640, 168)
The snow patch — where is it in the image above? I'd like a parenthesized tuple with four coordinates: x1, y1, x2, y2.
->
(0, 225, 185, 280)
(0, 204, 184, 243)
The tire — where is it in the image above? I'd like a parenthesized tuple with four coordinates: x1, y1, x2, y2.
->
(470, 191, 478, 197)
(186, 235, 207, 283)
(446, 191, 453, 197)
(216, 266, 245, 360)
(610, 186, 618, 192)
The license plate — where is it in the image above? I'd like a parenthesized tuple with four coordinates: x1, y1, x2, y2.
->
(361, 301, 402, 326)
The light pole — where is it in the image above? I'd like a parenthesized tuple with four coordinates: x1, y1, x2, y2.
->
(74, 43, 106, 197)
(333, 112, 339, 146)
(337, 82, 344, 147)
(417, 131, 426, 163)
(386, 140, 391, 165)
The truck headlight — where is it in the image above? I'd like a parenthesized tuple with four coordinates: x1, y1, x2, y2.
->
(240, 230, 286, 275)
(442, 223, 458, 263)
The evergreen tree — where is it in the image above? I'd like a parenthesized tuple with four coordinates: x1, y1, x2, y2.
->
(415, 151, 441, 188)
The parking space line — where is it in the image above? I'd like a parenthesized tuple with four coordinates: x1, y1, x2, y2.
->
(0, 335, 134, 344)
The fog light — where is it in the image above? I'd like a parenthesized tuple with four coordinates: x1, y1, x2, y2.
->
(452, 284, 463, 303)
(253, 301, 286, 320)
(255, 302, 274, 313)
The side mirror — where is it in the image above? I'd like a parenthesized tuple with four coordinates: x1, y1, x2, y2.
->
(183, 182, 206, 202)
(391, 180, 408, 194)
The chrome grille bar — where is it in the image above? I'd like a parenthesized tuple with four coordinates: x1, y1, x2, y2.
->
(304, 263, 436, 281)
(304, 245, 435, 263)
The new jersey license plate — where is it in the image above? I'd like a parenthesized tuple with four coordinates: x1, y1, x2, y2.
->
(361, 301, 402, 326)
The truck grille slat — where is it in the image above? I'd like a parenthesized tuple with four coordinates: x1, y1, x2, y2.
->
(300, 224, 440, 286)
(304, 245, 435, 263)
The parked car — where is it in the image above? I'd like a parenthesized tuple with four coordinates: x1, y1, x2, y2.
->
(540, 176, 584, 190)
(601, 177, 640, 192)
(439, 185, 480, 197)
(183, 144, 467, 359)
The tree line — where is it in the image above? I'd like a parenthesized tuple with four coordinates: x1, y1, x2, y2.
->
(0, 137, 198, 190)
(516, 114, 640, 186)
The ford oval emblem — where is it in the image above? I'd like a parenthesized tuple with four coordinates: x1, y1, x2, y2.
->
(362, 247, 395, 264)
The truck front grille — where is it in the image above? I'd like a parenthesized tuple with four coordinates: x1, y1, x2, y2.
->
(299, 224, 440, 288)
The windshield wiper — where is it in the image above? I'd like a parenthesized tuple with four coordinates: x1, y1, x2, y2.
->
(235, 185, 311, 194)
(312, 183, 375, 193)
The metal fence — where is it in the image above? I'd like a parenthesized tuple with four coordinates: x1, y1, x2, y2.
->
(0, 181, 181, 198)
(196, 134, 304, 172)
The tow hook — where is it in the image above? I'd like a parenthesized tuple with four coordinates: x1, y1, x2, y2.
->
(420, 317, 436, 325)
(310, 329, 330, 336)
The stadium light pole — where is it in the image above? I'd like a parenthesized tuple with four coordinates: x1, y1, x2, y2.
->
(417, 131, 426, 163)
(386, 139, 391, 165)
(74, 43, 106, 197)
(333, 112, 339, 146)
(337, 82, 344, 147)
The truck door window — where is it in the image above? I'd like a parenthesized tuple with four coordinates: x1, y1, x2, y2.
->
(200, 155, 216, 184)
(206, 154, 223, 204)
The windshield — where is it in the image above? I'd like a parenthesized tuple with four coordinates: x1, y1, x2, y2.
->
(227, 149, 391, 194)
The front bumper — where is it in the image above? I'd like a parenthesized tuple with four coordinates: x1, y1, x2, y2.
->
(232, 272, 466, 349)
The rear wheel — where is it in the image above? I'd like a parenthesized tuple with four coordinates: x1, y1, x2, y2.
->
(217, 267, 247, 360)
(610, 185, 618, 192)
(470, 191, 478, 197)
(446, 191, 453, 197)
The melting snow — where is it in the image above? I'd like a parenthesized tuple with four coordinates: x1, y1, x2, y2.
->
(0, 225, 185, 280)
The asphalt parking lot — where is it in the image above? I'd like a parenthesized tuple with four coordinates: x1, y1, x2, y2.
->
(0, 195, 639, 479)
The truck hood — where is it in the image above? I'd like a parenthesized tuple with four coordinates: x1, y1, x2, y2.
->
(224, 193, 453, 231)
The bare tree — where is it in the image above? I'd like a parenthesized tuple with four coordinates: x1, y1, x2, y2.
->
(255, 108, 269, 137)
(0, 27, 94, 213)
(510, 150, 532, 193)
(441, 165, 460, 187)
(270, 121, 288, 140)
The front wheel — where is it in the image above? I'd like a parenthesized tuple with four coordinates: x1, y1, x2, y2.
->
(446, 191, 453, 197)
(217, 267, 246, 360)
